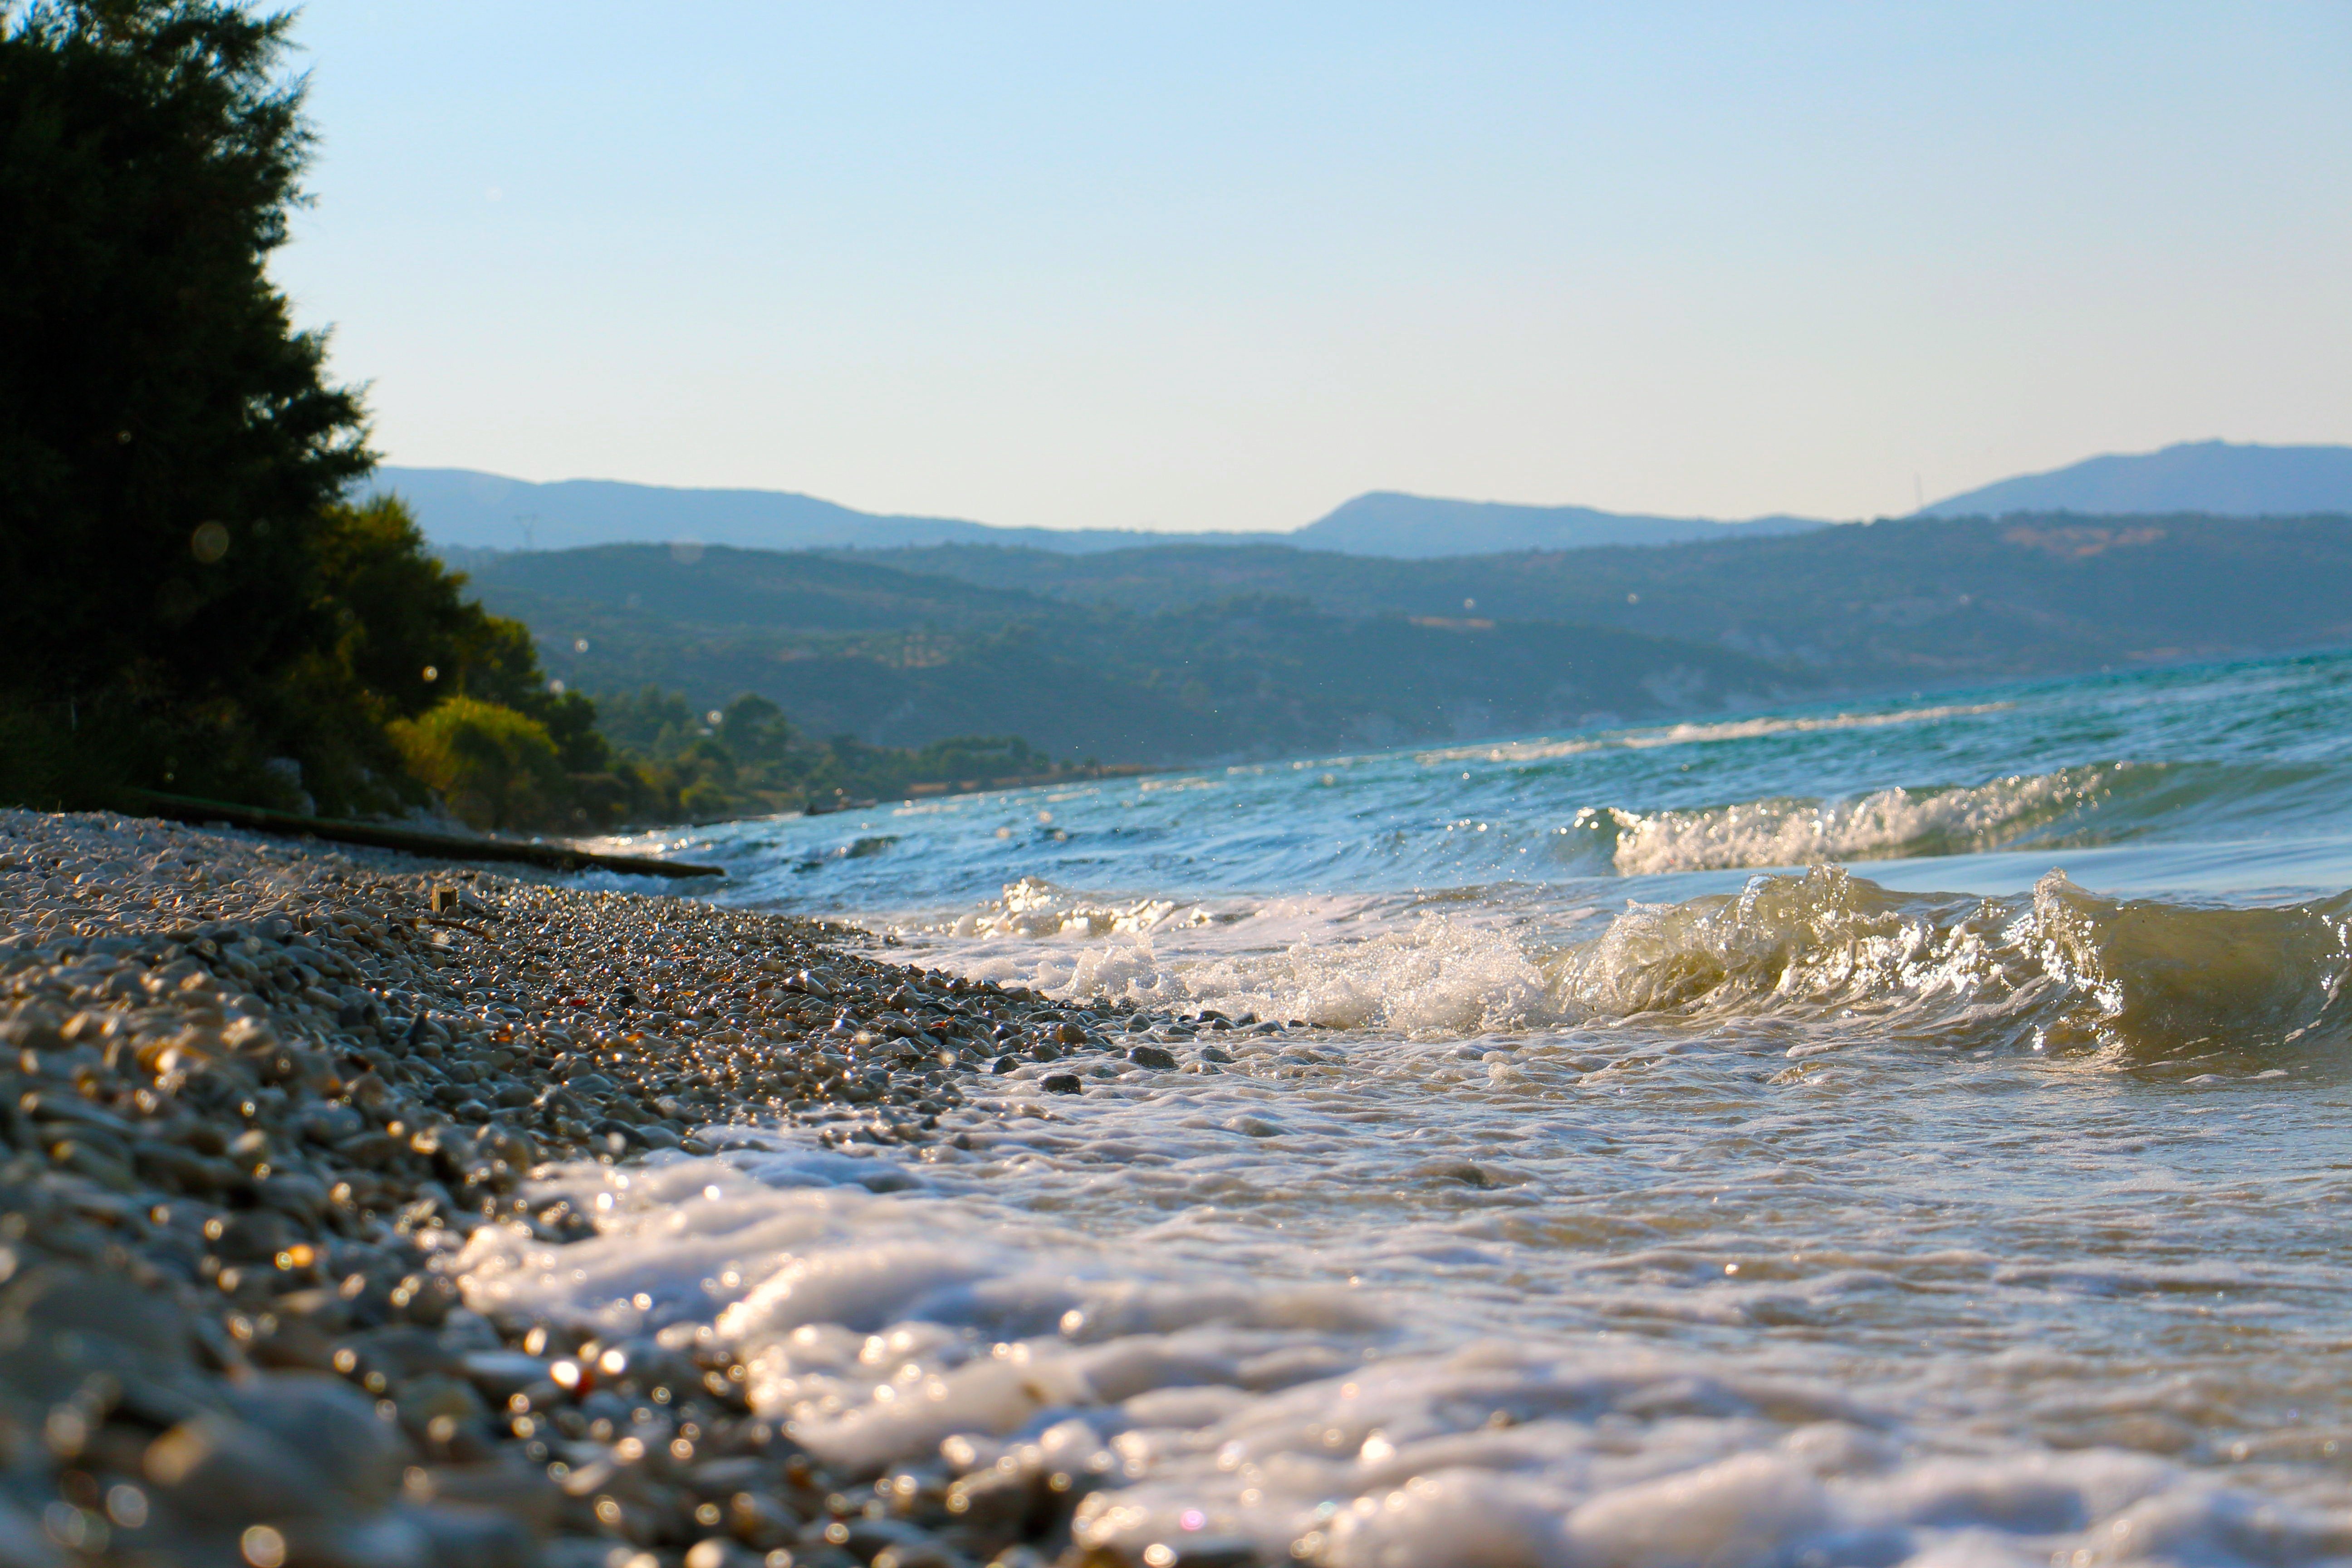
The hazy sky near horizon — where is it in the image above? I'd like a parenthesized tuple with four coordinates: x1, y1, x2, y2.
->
(276, 3, 2352, 532)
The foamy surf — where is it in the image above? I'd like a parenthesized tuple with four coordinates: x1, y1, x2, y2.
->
(894, 880, 1559, 1034)
(560, 649, 2352, 1564)
(1415, 702, 2014, 767)
(892, 866, 2352, 1069)
(455, 1024, 2352, 1567)
(1588, 764, 2135, 874)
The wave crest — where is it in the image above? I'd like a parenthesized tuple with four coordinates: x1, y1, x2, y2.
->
(913, 867, 2352, 1065)
(1590, 765, 2140, 875)
(1417, 703, 2013, 766)
(938, 876, 1220, 940)
(1557, 865, 2352, 1064)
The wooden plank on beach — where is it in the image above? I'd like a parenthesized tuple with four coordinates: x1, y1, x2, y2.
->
(119, 789, 726, 880)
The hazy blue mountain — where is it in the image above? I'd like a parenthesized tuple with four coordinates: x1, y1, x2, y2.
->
(1290, 492, 1829, 556)
(1919, 440, 2352, 518)
(371, 466, 1828, 559)
(365, 467, 1283, 554)
(377, 441, 2352, 564)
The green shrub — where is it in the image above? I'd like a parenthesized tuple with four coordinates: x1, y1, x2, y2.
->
(390, 698, 564, 832)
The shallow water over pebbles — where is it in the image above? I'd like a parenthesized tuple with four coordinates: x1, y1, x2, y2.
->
(523, 652, 2352, 1567)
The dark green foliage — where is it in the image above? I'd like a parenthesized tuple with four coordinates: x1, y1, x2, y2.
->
(0, 0, 617, 823)
(590, 686, 1073, 822)
(315, 494, 610, 744)
(0, 0, 372, 805)
(316, 494, 640, 828)
(591, 686, 710, 760)
(389, 695, 562, 833)
(539, 688, 611, 774)
(716, 693, 791, 761)
(313, 494, 501, 720)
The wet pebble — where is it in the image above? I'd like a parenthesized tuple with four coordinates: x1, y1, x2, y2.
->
(0, 806, 1224, 1568)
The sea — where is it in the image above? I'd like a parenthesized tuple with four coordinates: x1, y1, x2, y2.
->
(470, 649, 2352, 1567)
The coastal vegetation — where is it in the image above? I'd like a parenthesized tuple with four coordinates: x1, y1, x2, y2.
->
(588, 687, 1083, 821)
(0, 0, 1053, 833)
(3, 0, 371, 809)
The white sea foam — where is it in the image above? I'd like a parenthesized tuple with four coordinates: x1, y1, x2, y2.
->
(1416, 704, 2013, 767)
(1549, 865, 2352, 1070)
(1597, 765, 2131, 875)
(900, 881, 1554, 1033)
(454, 1130, 2352, 1567)
(902, 865, 2352, 1073)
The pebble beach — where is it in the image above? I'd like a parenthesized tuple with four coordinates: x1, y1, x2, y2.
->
(15, 651, 2352, 1568)
(0, 807, 1225, 1568)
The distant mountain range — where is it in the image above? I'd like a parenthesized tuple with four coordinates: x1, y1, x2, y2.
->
(1289, 493, 1822, 556)
(370, 439, 2352, 561)
(363, 467, 1234, 555)
(1918, 441, 2352, 519)
(369, 467, 1802, 557)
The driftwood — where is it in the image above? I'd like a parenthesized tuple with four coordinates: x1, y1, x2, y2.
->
(120, 789, 725, 880)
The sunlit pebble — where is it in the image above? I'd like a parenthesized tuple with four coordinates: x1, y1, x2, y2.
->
(0, 808, 1200, 1563)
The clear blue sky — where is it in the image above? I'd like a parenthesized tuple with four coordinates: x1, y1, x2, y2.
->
(275, 2, 2352, 531)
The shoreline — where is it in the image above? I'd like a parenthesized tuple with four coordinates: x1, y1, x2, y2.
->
(0, 807, 1264, 1568)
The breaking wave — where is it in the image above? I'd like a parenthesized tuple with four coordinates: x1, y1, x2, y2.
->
(579, 651, 2352, 1563)
(1417, 703, 2013, 766)
(1589, 765, 2135, 874)
(1556, 866, 2352, 1067)
(1578, 760, 2345, 875)
(901, 879, 1549, 1036)
(907, 868, 2352, 1068)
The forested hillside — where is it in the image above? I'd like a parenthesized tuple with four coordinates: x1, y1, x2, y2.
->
(456, 511, 2352, 764)
(466, 547, 1801, 761)
(832, 511, 2352, 677)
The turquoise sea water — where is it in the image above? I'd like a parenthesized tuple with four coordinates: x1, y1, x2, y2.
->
(495, 651, 2352, 1567)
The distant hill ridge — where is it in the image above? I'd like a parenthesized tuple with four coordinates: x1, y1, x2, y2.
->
(372, 439, 2352, 561)
(1918, 440, 2352, 519)
(363, 467, 1252, 556)
(1289, 493, 1823, 556)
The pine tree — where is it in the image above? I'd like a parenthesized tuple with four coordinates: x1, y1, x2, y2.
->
(0, 0, 372, 801)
